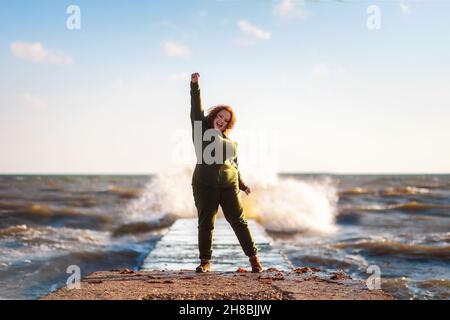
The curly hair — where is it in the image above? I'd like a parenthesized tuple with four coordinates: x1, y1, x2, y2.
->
(206, 105, 236, 133)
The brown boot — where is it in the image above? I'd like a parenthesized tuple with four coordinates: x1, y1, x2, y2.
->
(249, 256, 263, 273)
(195, 259, 211, 273)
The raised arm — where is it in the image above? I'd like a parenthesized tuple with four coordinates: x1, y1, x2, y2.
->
(190, 73, 204, 124)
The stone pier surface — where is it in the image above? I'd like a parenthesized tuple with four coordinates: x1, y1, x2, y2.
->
(42, 218, 394, 300)
(41, 270, 393, 300)
(140, 218, 292, 272)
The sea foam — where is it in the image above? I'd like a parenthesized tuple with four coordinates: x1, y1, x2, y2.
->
(122, 165, 338, 234)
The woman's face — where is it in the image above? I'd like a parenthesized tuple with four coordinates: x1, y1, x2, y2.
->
(213, 110, 231, 132)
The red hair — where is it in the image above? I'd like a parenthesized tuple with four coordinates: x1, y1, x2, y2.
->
(206, 105, 236, 133)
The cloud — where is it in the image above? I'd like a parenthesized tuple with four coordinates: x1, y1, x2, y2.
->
(237, 20, 271, 41)
(24, 93, 47, 110)
(273, 0, 309, 20)
(399, 2, 411, 15)
(11, 41, 73, 64)
(163, 41, 191, 58)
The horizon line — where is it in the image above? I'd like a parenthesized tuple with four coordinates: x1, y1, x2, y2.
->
(0, 172, 449, 176)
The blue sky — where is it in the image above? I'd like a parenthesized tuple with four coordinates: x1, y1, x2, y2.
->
(1, 0, 449, 174)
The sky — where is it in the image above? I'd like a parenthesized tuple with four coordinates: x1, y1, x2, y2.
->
(0, 0, 449, 174)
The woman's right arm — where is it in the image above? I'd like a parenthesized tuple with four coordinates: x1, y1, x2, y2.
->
(190, 73, 204, 124)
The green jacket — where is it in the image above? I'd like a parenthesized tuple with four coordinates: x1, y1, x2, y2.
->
(190, 81, 248, 190)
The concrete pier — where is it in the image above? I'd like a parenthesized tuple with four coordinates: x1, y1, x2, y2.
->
(140, 218, 292, 272)
(42, 219, 394, 300)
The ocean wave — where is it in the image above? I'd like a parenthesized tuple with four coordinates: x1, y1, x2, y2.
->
(419, 232, 450, 244)
(111, 215, 175, 237)
(0, 203, 113, 224)
(0, 201, 24, 211)
(246, 175, 338, 234)
(414, 278, 450, 300)
(382, 186, 431, 196)
(0, 225, 109, 243)
(39, 180, 66, 192)
(0, 225, 28, 237)
(389, 202, 450, 212)
(339, 202, 450, 215)
(99, 185, 143, 199)
(120, 165, 338, 234)
(339, 187, 372, 196)
(0, 202, 81, 216)
(0, 224, 160, 267)
(0, 197, 102, 212)
(23, 204, 56, 216)
(33, 206, 109, 226)
(382, 277, 450, 300)
(121, 166, 197, 224)
(339, 185, 449, 198)
(335, 239, 450, 261)
(0, 226, 112, 266)
(339, 204, 388, 212)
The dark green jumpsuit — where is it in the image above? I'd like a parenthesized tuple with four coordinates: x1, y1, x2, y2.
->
(190, 81, 258, 261)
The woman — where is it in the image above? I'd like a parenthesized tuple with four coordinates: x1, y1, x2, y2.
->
(189, 72, 263, 273)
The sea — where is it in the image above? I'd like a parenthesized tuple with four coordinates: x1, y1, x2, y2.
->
(0, 170, 448, 299)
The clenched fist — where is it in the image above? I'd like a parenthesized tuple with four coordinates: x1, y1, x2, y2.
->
(191, 72, 200, 84)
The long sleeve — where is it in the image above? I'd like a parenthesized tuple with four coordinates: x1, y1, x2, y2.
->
(235, 155, 248, 191)
(190, 81, 204, 125)
(238, 171, 248, 191)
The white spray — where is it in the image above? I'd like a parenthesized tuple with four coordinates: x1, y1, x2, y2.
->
(244, 173, 338, 233)
(123, 164, 338, 234)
